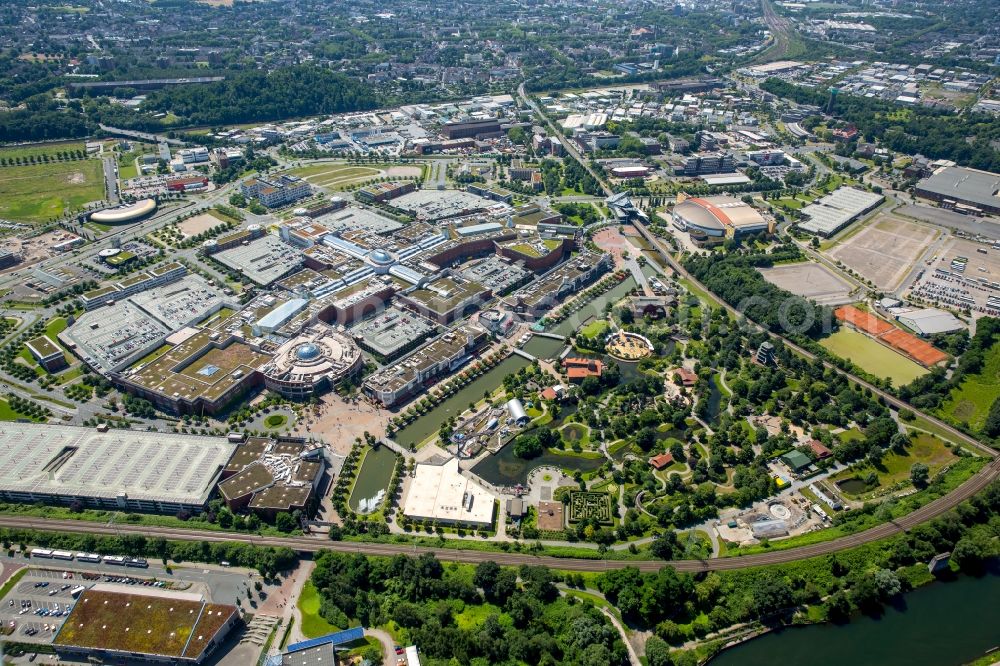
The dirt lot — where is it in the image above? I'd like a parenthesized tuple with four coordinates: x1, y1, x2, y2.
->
(758, 261, 855, 305)
(384, 165, 423, 178)
(0, 230, 84, 273)
(827, 215, 939, 290)
(177, 213, 222, 238)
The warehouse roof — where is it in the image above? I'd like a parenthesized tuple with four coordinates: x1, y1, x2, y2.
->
(896, 308, 965, 335)
(0, 423, 236, 506)
(917, 166, 1000, 210)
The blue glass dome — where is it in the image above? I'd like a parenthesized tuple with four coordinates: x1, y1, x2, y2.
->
(295, 343, 321, 361)
(369, 249, 394, 265)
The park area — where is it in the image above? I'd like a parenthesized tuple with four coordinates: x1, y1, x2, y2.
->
(567, 491, 613, 524)
(820, 328, 927, 387)
(0, 158, 104, 223)
(286, 163, 423, 190)
(831, 432, 959, 497)
(826, 214, 938, 290)
(941, 343, 1000, 432)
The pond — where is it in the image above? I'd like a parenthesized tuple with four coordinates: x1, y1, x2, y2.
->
(392, 355, 531, 449)
(348, 445, 397, 514)
(472, 441, 605, 487)
(548, 276, 638, 337)
(705, 374, 725, 426)
(522, 335, 567, 361)
(837, 478, 868, 495)
(709, 568, 1000, 666)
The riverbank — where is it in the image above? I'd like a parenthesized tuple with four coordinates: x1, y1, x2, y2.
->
(706, 564, 1000, 666)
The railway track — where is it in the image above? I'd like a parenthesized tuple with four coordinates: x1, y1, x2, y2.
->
(0, 458, 994, 574)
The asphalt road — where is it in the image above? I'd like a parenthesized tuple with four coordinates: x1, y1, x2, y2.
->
(0, 458, 995, 574)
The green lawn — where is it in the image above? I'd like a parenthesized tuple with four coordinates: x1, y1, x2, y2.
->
(0, 159, 104, 223)
(0, 398, 41, 422)
(0, 141, 87, 161)
(941, 342, 1000, 432)
(297, 580, 340, 638)
(820, 328, 927, 387)
(454, 603, 505, 630)
(831, 433, 958, 492)
(579, 319, 609, 338)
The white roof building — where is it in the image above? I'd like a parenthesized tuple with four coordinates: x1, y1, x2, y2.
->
(403, 458, 495, 527)
(896, 308, 965, 336)
(0, 423, 236, 512)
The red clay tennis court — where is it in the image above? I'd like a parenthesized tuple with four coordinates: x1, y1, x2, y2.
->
(834, 305, 894, 336)
(880, 329, 949, 367)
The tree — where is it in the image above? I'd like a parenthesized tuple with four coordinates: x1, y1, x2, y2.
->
(952, 533, 991, 574)
(910, 462, 930, 488)
(824, 590, 852, 623)
(750, 573, 793, 618)
(873, 568, 901, 600)
(275, 512, 296, 533)
(645, 635, 672, 666)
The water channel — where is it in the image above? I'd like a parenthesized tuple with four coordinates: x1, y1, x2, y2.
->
(709, 569, 1000, 666)
(348, 445, 397, 513)
(547, 276, 638, 338)
(392, 355, 531, 449)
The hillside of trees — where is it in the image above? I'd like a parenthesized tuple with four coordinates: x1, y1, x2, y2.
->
(761, 78, 1000, 173)
(140, 65, 380, 127)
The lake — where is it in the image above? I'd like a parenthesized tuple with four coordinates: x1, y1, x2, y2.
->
(472, 441, 605, 487)
(709, 569, 1000, 666)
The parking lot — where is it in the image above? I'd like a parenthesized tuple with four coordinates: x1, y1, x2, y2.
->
(0, 568, 178, 644)
(906, 237, 1000, 320)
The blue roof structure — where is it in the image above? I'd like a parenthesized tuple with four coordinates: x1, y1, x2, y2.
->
(286, 626, 365, 654)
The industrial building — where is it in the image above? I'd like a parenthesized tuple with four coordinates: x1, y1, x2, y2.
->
(895, 308, 965, 336)
(798, 187, 884, 237)
(0, 423, 237, 514)
(915, 166, 1000, 216)
(402, 458, 495, 527)
(53, 586, 239, 664)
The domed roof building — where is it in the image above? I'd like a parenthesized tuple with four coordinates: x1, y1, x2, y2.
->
(261, 324, 363, 399)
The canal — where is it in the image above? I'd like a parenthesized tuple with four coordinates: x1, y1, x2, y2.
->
(709, 570, 1000, 666)
(523, 335, 567, 360)
(348, 445, 396, 513)
(392, 355, 531, 449)
(548, 276, 637, 338)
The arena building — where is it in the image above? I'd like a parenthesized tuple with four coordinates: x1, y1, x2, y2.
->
(671, 195, 772, 241)
(260, 324, 363, 399)
(88, 198, 157, 225)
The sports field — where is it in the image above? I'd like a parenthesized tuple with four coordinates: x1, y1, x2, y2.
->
(286, 163, 423, 191)
(941, 343, 1000, 431)
(0, 159, 104, 223)
(820, 328, 927, 387)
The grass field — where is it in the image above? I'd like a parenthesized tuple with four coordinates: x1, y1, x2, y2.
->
(820, 328, 927, 387)
(832, 433, 958, 492)
(0, 159, 104, 223)
(0, 141, 86, 161)
(285, 164, 381, 190)
(941, 342, 1000, 432)
(0, 398, 41, 422)
(297, 580, 340, 638)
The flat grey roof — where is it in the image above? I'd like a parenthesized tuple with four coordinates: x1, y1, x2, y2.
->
(214, 236, 303, 286)
(918, 166, 1000, 210)
(0, 423, 236, 506)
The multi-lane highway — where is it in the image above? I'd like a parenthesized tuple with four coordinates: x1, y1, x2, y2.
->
(0, 456, 995, 573)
